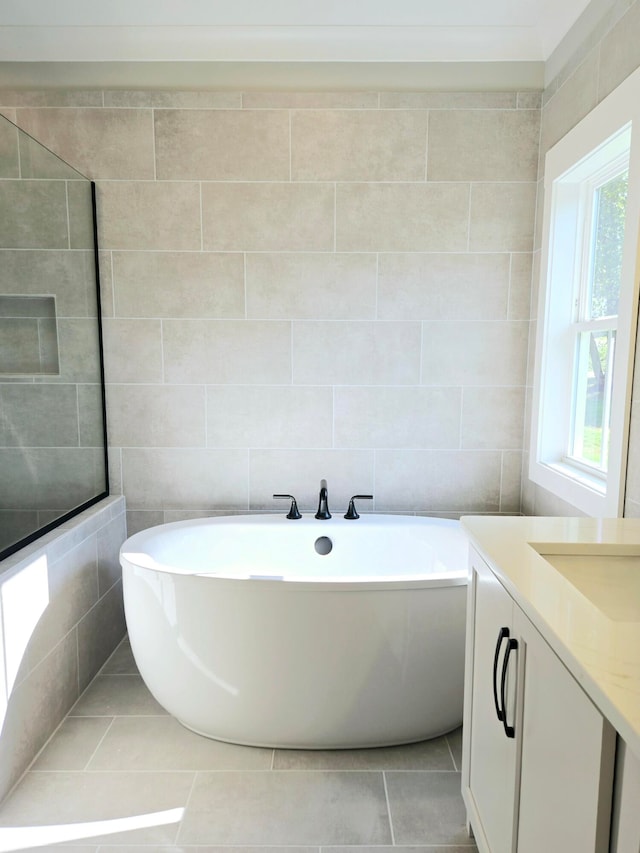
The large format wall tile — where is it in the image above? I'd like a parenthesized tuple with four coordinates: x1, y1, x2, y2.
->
(0, 181, 68, 248)
(122, 448, 249, 509)
(461, 387, 526, 450)
(97, 181, 201, 250)
(101, 319, 163, 383)
(428, 109, 540, 181)
(0, 631, 79, 800)
(25, 536, 99, 670)
(207, 385, 333, 448)
(334, 386, 462, 449)
(155, 109, 290, 180)
(291, 110, 429, 181)
(599, 1, 640, 100)
(15, 108, 155, 180)
(163, 319, 291, 384)
(336, 183, 470, 251)
(0, 118, 18, 178)
(0, 448, 105, 511)
(0, 249, 97, 317)
(0, 385, 79, 447)
(377, 253, 511, 321)
(375, 450, 502, 512)
(246, 253, 377, 320)
(421, 321, 529, 386)
(292, 321, 421, 385)
(77, 580, 126, 691)
(469, 183, 537, 252)
(106, 384, 206, 448)
(540, 52, 599, 159)
(112, 251, 245, 319)
(202, 182, 335, 251)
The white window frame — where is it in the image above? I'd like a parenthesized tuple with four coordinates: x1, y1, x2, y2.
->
(530, 66, 640, 516)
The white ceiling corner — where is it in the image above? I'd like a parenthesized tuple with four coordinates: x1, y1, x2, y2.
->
(0, 0, 596, 64)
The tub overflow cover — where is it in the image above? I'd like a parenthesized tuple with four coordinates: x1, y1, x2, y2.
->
(314, 536, 333, 556)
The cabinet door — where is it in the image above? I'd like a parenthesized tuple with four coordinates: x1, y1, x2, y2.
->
(610, 739, 640, 853)
(465, 552, 520, 853)
(514, 607, 615, 853)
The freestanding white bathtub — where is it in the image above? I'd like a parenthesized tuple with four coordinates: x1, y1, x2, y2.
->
(120, 514, 468, 749)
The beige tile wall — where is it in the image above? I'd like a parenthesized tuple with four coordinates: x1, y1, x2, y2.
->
(523, 0, 640, 517)
(3, 90, 542, 523)
(0, 496, 126, 802)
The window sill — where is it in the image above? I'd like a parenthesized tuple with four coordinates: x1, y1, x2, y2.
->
(529, 458, 620, 517)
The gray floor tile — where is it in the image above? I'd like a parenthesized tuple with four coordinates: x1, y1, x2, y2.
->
(323, 847, 476, 852)
(386, 771, 469, 845)
(99, 848, 317, 852)
(447, 726, 463, 770)
(70, 675, 167, 716)
(100, 636, 139, 675)
(0, 770, 193, 846)
(178, 770, 392, 845)
(33, 717, 113, 771)
(274, 735, 454, 770)
(87, 716, 273, 771)
(0, 844, 97, 852)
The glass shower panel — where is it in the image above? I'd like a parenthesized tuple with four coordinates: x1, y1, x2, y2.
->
(0, 114, 108, 559)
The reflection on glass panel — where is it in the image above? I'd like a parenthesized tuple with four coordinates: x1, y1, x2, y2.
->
(589, 169, 628, 319)
(0, 114, 108, 560)
(571, 330, 616, 470)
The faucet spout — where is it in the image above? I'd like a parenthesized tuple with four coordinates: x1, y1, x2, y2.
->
(315, 478, 331, 520)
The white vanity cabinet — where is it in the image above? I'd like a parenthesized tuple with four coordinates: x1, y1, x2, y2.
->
(462, 547, 616, 853)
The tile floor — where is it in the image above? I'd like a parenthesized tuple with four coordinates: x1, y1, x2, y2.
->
(0, 637, 478, 853)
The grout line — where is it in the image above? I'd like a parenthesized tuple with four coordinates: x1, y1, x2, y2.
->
(332, 385, 336, 449)
(151, 108, 157, 181)
(382, 770, 396, 845)
(199, 181, 204, 251)
(74, 382, 81, 444)
(270, 748, 276, 770)
(246, 446, 251, 511)
(15, 124, 22, 178)
(289, 109, 293, 181)
(160, 319, 165, 383)
(333, 182, 337, 251)
(174, 770, 199, 846)
(82, 716, 116, 770)
(64, 180, 71, 250)
(109, 249, 116, 316)
(445, 732, 459, 771)
(507, 252, 514, 318)
(204, 384, 209, 449)
(424, 109, 429, 181)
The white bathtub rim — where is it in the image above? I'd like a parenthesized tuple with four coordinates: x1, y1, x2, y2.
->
(120, 512, 468, 589)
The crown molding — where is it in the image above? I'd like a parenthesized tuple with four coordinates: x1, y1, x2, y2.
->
(0, 60, 545, 92)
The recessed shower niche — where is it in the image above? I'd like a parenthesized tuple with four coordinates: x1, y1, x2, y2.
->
(0, 113, 108, 559)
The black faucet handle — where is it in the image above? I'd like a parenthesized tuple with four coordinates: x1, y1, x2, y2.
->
(344, 494, 373, 520)
(273, 494, 302, 520)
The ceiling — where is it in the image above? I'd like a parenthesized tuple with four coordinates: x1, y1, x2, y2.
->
(0, 0, 604, 90)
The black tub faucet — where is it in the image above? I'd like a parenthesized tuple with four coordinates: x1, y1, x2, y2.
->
(273, 494, 301, 519)
(315, 479, 331, 519)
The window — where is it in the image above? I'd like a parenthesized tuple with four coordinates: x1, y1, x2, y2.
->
(530, 68, 640, 516)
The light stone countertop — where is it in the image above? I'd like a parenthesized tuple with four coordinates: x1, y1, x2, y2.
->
(461, 515, 640, 760)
